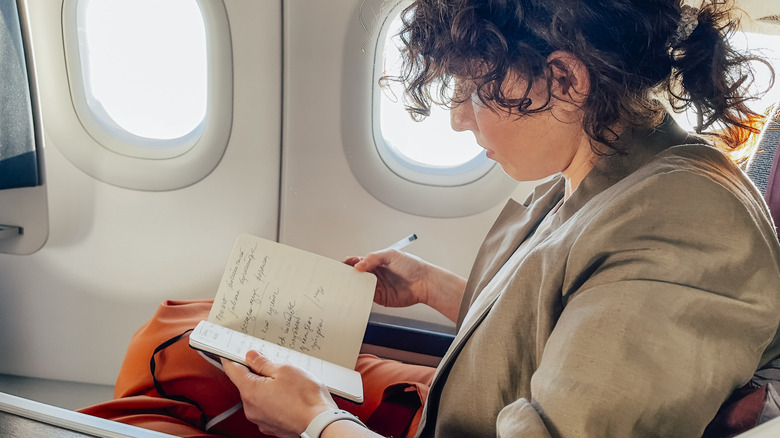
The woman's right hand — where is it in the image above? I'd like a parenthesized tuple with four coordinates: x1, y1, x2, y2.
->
(344, 249, 466, 322)
(344, 249, 430, 308)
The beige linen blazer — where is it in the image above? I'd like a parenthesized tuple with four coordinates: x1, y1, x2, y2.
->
(416, 120, 780, 437)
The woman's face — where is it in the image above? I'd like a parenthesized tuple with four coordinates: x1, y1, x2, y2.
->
(450, 76, 594, 184)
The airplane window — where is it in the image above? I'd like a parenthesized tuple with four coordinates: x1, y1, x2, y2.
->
(674, 31, 780, 132)
(378, 13, 484, 169)
(70, 0, 206, 155)
(74, 0, 207, 143)
(341, 0, 518, 218)
(58, 0, 233, 190)
(373, 2, 493, 187)
(732, 32, 780, 114)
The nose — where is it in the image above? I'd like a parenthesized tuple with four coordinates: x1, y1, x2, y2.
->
(450, 98, 476, 133)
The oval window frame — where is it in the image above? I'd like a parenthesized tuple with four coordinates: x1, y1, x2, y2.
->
(342, 0, 517, 218)
(59, 0, 233, 191)
(372, 2, 494, 187)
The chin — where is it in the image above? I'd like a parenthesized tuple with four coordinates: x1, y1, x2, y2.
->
(502, 166, 557, 183)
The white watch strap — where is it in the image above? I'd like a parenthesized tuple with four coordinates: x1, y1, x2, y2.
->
(301, 409, 366, 438)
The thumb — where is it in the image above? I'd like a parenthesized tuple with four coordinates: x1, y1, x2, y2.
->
(244, 350, 276, 377)
(343, 256, 362, 267)
(221, 350, 275, 389)
(355, 250, 396, 271)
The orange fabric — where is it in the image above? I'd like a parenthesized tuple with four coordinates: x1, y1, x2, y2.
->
(79, 299, 435, 438)
(339, 352, 435, 437)
(80, 396, 223, 438)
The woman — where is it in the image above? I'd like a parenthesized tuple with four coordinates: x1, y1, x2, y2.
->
(223, 0, 780, 436)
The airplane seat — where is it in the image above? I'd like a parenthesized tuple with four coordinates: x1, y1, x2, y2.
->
(716, 103, 780, 438)
(0, 0, 40, 191)
(746, 102, 780, 232)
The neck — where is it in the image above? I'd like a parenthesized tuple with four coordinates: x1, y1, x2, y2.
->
(561, 137, 600, 201)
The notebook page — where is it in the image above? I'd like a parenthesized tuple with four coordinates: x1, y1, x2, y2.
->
(190, 321, 363, 403)
(207, 234, 376, 369)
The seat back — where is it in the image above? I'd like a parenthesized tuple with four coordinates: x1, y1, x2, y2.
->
(747, 104, 780, 232)
(721, 103, 780, 437)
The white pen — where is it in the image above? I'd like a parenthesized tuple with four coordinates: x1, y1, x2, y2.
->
(386, 233, 418, 251)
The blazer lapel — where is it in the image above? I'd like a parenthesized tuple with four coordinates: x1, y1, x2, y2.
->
(456, 177, 566, 327)
(417, 178, 565, 435)
(447, 178, 564, 358)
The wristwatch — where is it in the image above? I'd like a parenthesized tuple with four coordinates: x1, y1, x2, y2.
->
(301, 409, 366, 438)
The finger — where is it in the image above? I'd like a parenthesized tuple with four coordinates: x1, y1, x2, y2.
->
(355, 250, 397, 271)
(221, 357, 256, 390)
(221, 357, 246, 374)
(244, 350, 277, 377)
(343, 256, 361, 267)
(353, 258, 370, 271)
(353, 255, 375, 271)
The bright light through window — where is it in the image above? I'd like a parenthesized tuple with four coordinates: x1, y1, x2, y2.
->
(379, 13, 483, 168)
(77, 0, 207, 141)
(675, 32, 780, 131)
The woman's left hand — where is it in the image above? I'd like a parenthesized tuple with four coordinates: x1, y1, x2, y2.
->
(221, 350, 338, 437)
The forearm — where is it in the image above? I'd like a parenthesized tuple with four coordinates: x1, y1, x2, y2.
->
(423, 262, 467, 323)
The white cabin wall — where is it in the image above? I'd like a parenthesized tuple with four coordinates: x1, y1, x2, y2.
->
(0, 0, 282, 386)
(280, 0, 535, 327)
(0, 0, 537, 391)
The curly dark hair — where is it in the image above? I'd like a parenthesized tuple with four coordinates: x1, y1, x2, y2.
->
(385, 0, 773, 156)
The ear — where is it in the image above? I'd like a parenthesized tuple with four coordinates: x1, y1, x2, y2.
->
(547, 51, 590, 109)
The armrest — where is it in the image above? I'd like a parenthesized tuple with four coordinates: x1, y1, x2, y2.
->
(361, 314, 456, 366)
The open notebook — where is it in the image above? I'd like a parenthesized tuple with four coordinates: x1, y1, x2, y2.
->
(189, 234, 377, 403)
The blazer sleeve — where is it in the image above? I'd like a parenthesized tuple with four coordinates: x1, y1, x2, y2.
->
(496, 170, 780, 437)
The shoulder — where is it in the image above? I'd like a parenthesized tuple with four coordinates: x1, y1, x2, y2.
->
(644, 143, 751, 189)
(597, 143, 765, 221)
(562, 143, 780, 300)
